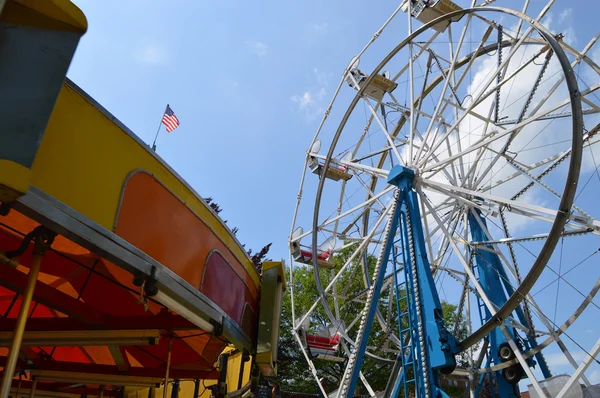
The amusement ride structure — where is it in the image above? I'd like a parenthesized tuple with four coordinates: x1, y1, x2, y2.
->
(290, 0, 600, 397)
(0, 1, 285, 397)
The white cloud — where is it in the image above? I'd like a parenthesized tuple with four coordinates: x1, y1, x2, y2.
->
(558, 8, 573, 25)
(133, 42, 168, 65)
(247, 41, 268, 57)
(545, 351, 588, 368)
(313, 23, 329, 33)
(590, 369, 600, 385)
(291, 92, 313, 109)
(290, 68, 331, 122)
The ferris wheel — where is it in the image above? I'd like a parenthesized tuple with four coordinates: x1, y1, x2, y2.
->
(289, 0, 600, 397)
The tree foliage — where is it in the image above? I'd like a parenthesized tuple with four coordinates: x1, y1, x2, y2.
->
(203, 197, 271, 272)
(272, 244, 470, 396)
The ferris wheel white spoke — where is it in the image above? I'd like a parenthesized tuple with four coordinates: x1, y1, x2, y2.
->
(309, 152, 390, 179)
(407, 1, 415, 164)
(412, 42, 452, 65)
(415, 13, 473, 166)
(471, 62, 566, 188)
(556, 338, 600, 398)
(383, 97, 438, 125)
(483, 128, 600, 196)
(350, 109, 379, 163)
(453, 24, 494, 91)
(499, 325, 548, 397)
(427, 201, 460, 240)
(504, 159, 591, 217)
(440, 96, 507, 132)
(433, 206, 464, 271)
(419, 28, 548, 168)
(414, 51, 434, 130)
(469, 228, 593, 247)
(352, 141, 406, 164)
(364, 98, 405, 164)
(481, 150, 567, 193)
(294, 199, 394, 331)
(422, 178, 583, 222)
(292, 332, 329, 397)
(420, 185, 437, 263)
(422, 180, 600, 245)
(516, 283, 594, 386)
(359, 373, 376, 398)
(390, 31, 442, 84)
(319, 185, 395, 231)
(485, 240, 594, 388)
(352, 173, 390, 212)
(513, 0, 531, 39)
(423, 92, 582, 174)
(464, 98, 499, 189)
(419, 188, 502, 318)
(511, 33, 600, 134)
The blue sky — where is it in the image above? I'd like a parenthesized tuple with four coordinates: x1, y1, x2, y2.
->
(67, 0, 400, 262)
(67, 0, 600, 389)
(66, 0, 598, 262)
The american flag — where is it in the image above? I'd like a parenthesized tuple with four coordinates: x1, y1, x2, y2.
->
(162, 105, 180, 133)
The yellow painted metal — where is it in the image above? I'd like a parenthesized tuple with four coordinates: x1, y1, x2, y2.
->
(126, 349, 251, 398)
(4, 0, 87, 32)
(256, 261, 286, 377)
(261, 260, 287, 290)
(0, 0, 86, 202)
(0, 160, 31, 202)
(30, 82, 259, 287)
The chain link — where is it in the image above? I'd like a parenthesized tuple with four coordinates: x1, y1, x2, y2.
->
(339, 191, 400, 398)
(405, 199, 431, 398)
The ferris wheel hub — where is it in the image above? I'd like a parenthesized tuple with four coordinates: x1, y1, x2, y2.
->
(387, 165, 416, 187)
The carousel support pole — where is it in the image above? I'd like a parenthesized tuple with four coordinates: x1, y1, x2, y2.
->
(170, 379, 179, 398)
(15, 376, 21, 397)
(162, 336, 173, 398)
(193, 379, 200, 398)
(99, 385, 105, 398)
(28, 379, 37, 398)
(119, 386, 125, 398)
(238, 350, 249, 390)
(0, 227, 55, 398)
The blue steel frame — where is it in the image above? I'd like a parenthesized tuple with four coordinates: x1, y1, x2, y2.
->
(342, 166, 456, 398)
(468, 210, 550, 397)
(341, 165, 550, 398)
(388, 166, 457, 398)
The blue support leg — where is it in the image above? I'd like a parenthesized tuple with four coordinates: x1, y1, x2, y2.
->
(468, 209, 548, 396)
(388, 166, 457, 398)
(340, 192, 402, 398)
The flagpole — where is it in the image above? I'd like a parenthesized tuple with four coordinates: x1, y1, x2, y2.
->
(151, 104, 168, 151)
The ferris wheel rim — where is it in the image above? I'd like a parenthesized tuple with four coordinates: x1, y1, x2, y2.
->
(307, 5, 584, 356)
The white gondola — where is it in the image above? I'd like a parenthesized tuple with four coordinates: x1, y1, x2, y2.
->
(290, 227, 336, 269)
(345, 57, 398, 102)
(297, 320, 345, 363)
(400, 0, 463, 32)
(308, 140, 353, 182)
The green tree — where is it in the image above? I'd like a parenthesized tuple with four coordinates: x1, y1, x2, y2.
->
(273, 244, 469, 395)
